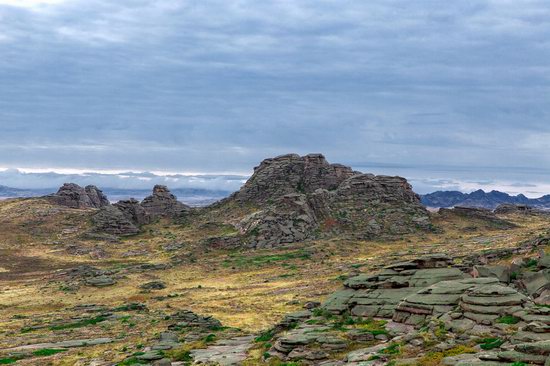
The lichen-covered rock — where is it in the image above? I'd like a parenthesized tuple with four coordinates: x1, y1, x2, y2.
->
(47, 183, 110, 209)
(141, 185, 189, 219)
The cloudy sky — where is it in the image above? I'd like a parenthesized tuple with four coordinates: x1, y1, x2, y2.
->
(0, 0, 549, 195)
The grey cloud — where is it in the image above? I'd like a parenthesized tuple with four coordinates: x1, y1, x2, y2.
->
(0, 1, 549, 192)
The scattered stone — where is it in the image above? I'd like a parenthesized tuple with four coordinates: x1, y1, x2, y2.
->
(140, 281, 167, 290)
(85, 275, 116, 287)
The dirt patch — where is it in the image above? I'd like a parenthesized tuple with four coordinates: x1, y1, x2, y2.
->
(0, 249, 80, 281)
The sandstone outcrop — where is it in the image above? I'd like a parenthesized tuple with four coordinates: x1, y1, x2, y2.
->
(47, 183, 110, 209)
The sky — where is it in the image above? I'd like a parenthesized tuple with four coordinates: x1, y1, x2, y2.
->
(0, 0, 550, 196)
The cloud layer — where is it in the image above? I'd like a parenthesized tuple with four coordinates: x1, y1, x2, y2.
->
(1, 1, 549, 192)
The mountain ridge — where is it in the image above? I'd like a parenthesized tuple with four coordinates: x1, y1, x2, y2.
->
(422, 189, 550, 209)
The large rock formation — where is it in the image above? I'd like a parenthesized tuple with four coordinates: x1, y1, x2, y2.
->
(47, 183, 110, 209)
(141, 185, 190, 219)
(89, 186, 188, 237)
(229, 153, 357, 204)
(222, 154, 431, 248)
(91, 205, 140, 236)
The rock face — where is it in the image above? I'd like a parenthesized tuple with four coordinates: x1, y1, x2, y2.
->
(92, 205, 140, 236)
(223, 153, 431, 248)
(47, 183, 110, 209)
(114, 198, 151, 225)
(141, 185, 189, 219)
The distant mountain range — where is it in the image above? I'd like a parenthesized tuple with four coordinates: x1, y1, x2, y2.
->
(0, 185, 231, 206)
(421, 189, 550, 210)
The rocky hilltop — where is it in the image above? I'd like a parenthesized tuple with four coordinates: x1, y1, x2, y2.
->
(41, 154, 432, 247)
(44, 183, 190, 236)
(229, 153, 358, 204)
(46, 183, 110, 209)
(217, 153, 432, 248)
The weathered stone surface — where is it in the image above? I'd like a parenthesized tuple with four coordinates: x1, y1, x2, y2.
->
(229, 153, 357, 204)
(168, 310, 222, 330)
(47, 183, 110, 209)
(114, 198, 151, 225)
(141, 185, 189, 219)
(92, 205, 140, 236)
(218, 154, 431, 248)
(139, 281, 166, 290)
(85, 275, 116, 287)
(190, 335, 254, 365)
(393, 278, 498, 326)
(472, 265, 511, 283)
(520, 270, 550, 297)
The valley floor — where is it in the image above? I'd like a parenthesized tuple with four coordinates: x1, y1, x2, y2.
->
(0, 198, 549, 365)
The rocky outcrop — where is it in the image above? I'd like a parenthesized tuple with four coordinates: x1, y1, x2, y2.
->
(47, 183, 110, 209)
(222, 154, 432, 248)
(323, 254, 466, 317)
(229, 153, 357, 205)
(89, 186, 188, 237)
(114, 198, 151, 225)
(91, 205, 140, 236)
(141, 185, 189, 219)
(256, 252, 550, 366)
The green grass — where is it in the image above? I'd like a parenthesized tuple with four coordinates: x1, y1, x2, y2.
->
(496, 315, 520, 324)
(204, 334, 216, 343)
(116, 357, 148, 365)
(49, 315, 107, 331)
(0, 359, 17, 365)
(223, 250, 311, 268)
(379, 342, 401, 355)
(255, 330, 274, 342)
(32, 348, 67, 357)
(478, 337, 505, 350)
